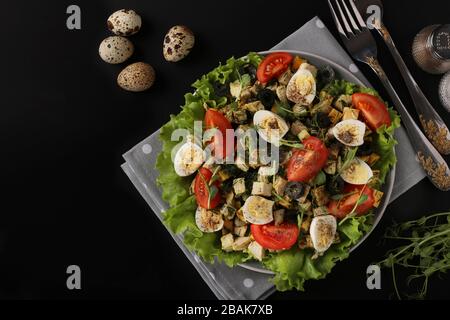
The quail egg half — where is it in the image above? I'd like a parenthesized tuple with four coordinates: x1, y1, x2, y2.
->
(310, 215, 337, 253)
(242, 196, 274, 225)
(253, 110, 289, 146)
(286, 63, 317, 105)
(195, 207, 224, 233)
(332, 119, 366, 147)
(173, 142, 205, 177)
(340, 158, 373, 185)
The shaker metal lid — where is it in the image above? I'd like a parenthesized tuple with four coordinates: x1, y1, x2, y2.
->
(432, 25, 450, 60)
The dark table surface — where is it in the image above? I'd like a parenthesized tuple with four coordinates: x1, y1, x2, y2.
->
(1, 0, 450, 299)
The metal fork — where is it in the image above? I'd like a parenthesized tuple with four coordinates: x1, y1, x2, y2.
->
(355, 0, 450, 155)
(328, 0, 450, 191)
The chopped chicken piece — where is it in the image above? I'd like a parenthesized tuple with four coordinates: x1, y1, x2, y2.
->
(248, 241, 265, 261)
(273, 209, 285, 226)
(233, 178, 246, 196)
(221, 233, 234, 252)
(342, 107, 360, 121)
(251, 181, 272, 197)
(232, 236, 252, 251)
(273, 176, 288, 196)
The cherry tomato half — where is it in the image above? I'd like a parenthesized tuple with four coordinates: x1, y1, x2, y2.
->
(256, 52, 293, 84)
(194, 167, 221, 209)
(204, 109, 234, 159)
(352, 93, 391, 131)
(286, 136, 329, 182)
(251, 222, 299, 250)
(328, 184, 375, 220)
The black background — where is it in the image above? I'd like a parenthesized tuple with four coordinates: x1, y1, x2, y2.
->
(1, 0, 449, 300)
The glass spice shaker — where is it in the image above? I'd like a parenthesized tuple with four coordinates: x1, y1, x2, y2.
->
(412, 24, 450, 74)
(439, 71, 450, 112)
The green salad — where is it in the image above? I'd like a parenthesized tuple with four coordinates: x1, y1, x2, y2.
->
(156, 52, 400, 291)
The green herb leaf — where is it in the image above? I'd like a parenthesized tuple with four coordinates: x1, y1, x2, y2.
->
(340, 147, 358, 173)
(240, 73, 251, 88)
(313, 171, 327, 186)
(356, 194, 368, 206)
(279, 138, 304, 149)
(331, 194, 345, 200)
(339, 185, 368, 226)
(208, 185, 219, 208)
(273, 101, 296, 120)
(208, 166, 221, 186)
(272, 191, 285, 202)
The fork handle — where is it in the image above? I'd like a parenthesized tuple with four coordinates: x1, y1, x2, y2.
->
(375, 22, 450, 155)
(365, 57, 450, 191)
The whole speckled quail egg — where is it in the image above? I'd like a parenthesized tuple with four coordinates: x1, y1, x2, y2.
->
(107, 9, 142, 36)
(117, 62, 155, 92)
(99, 36, 134, 64)
(163, 25, 195, 62)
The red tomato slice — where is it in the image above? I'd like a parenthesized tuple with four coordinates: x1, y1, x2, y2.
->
(352, 93, 391, 131)
(286, 136, 329, 182)
(257, 52, 293, 84)
(328, 184, 375, 220)
(251, 223, 299, 250)
(204, 109, 234, 159)
(194, 167, 221, 209)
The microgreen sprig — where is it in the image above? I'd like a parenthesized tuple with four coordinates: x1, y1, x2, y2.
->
(198, 170, 219, 209)
(277, 105, 297, 115)
(340, 147, 358, 174)
(378, 211, 450, 300)
(338, 184, 368, 226)
(208, 166, 222, 186)
(330, 190, 359, 201)
(279, 139, 304, 149)
(271, 191, 285, 202)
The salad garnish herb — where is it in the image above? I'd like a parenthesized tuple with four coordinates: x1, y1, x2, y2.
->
(330, 190, 359, 201)
(208, 166, 221, 186)
(198, 170, 217, 209)
(278, 139, 304, 149)
(338, 185, 368, 226)
(340, 147, 358, 174)
(378, 211, 450, 299)
(272, 190, 285, 202)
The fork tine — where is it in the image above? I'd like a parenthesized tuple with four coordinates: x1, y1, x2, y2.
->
(349, 0, 367, 28)
(328, 0, 347, 38)
(334, 0, 354, 36)
(340, 0, 361, 32)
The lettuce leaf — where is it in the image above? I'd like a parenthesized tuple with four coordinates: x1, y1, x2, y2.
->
(324, 79, 380, 97)
(156, 58, 398, 292)
(192, 52, 262, 107)
(373, 108, 401, 184)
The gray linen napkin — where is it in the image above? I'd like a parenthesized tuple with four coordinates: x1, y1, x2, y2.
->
(121, 16, 426, 300)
